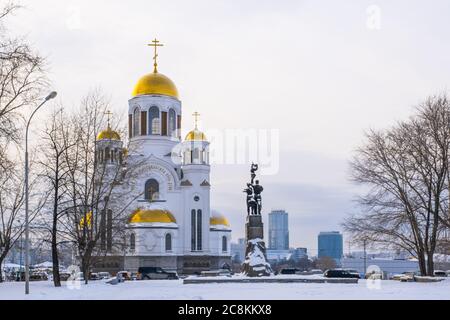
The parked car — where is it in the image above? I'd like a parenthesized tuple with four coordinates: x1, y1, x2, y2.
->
(29, 272, 48, 281)
(310, 269, 324, 275)
(89, 273, 100, 280)
(391, 271, 417, 282)
(344, 269, 361, 279)
(434, 270, 447, 277)
(366, 272, 383, 280)
(116, 271, 132, 281)
(137, 267, 178, 280)
(97, 272, 111, 279)
(278, 268, 300, 275)
(200, 269, 231, 277)
(59, 272, 71, 281)
(324, 269, 357, 278)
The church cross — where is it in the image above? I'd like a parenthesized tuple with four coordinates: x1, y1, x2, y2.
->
(105, 110, 113, 128)
(148, 38, 164, 73)
(193, 112, 200, 129)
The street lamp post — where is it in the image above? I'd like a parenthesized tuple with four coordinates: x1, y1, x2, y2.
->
(24, 91, 57, 295)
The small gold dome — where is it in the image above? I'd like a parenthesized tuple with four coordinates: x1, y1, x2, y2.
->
(128, 208, 177, 224)
(97, 126, 121, 141)
(210, 212, 230, 227)
(132, 71, 179, 99)
(185, 129, 208, 142)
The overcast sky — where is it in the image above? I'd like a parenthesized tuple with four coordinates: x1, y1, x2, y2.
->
(8, 0, 450, 254)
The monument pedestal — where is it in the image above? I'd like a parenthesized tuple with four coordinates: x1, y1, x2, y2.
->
(242, 215, 273, 277)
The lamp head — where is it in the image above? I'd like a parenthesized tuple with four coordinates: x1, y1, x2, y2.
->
(45, 91, 58, 101)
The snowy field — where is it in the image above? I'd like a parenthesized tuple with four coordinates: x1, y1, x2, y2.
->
(1, 278, 450, 300)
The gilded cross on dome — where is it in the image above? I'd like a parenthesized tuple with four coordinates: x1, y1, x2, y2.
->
(148, 38, 164, 73)
(105, 110, 113, 127)
(192, 112, 201, 129)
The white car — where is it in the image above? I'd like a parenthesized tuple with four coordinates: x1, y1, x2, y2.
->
(391, 272, 416, 282)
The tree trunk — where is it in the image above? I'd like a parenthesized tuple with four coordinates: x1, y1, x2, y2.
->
(427, 252, 434, 276)
(51, 171, 61, 287)
(81, 256, 90, 285)
(0, 256, 4, 283)
(417, 251, 427, 276)
(51, 231, 61, 286)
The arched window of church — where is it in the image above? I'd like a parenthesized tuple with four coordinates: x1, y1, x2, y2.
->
(130, 233, 135, 251)
(191, 209, 196, 251)
(149, 106, 160, 135)
(169, 108, 176, 137)
(196, 209, 202, 251)
(222, 236, 227, 252)
(165, 233, 172, 251)
(133, 107, 140, 137)
(145, 179, 159, 201)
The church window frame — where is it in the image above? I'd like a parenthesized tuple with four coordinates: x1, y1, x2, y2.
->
(149, 106, 160, 135)
(222, 236, 227, 252)
(165, 233, 172, 252)
(144, 178, 160, 201)
(196, 209, 202, 251)
(130, 233, 136, 251)
(133, 107, 140, 137)
(169, 108, 176, 137)
(191, 209, 196, 251)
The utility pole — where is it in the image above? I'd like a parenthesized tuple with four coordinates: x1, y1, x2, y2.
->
(24, 91, 57, 294)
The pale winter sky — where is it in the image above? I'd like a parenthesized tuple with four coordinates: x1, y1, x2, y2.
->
(8, 0, 450, 255)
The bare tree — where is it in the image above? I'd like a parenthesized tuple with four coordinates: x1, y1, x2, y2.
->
(59, 90, 144, 283)
(344, 95, 450, 276)
(39, 108, 75, 287)
(0, 2, 47, 168)
(312, 256, 337, 271)
(0, 159, 46, 282)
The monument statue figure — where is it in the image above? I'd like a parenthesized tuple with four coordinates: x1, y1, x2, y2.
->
(250, 163, 258, 185)
(253, 180, 263, 215)
(243, 185, 257, 215)
(242, 163, 273, 277)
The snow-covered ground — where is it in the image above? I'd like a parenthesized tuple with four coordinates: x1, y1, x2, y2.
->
(1, 278, 450, 300)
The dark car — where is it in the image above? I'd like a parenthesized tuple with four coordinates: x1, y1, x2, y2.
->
(278, 268, 300, 275)
(344, 269, 361, 279)
(137, 267, 178, 280)
(324, 269, 358, 278)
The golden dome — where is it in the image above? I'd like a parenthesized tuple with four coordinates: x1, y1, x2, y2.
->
(128, 208, 177, 224)
(185, 129, 208, 142)
(80, 211, 92, 228)
(97, 126, 121, 141)
(132, 71, 179, 99)
(210, 212, 230, 227)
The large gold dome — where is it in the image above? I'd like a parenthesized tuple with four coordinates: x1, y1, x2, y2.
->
(132, 71, 179, 99)
(128, 208, 177, 224)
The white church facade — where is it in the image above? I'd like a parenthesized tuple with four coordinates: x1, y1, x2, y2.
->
(93, 44, 232, 274)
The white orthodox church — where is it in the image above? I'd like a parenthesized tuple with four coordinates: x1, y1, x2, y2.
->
(93, 43, 232, 274)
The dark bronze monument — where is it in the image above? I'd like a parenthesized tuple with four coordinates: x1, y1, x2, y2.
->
(242, 163, 273, 277)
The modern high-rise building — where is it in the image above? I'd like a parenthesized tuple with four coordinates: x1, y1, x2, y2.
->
(230, 238, 246, 263)
(318, 231, 343, 262)
(268, 209, 289, 250)
(292, 247, 308, 262)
